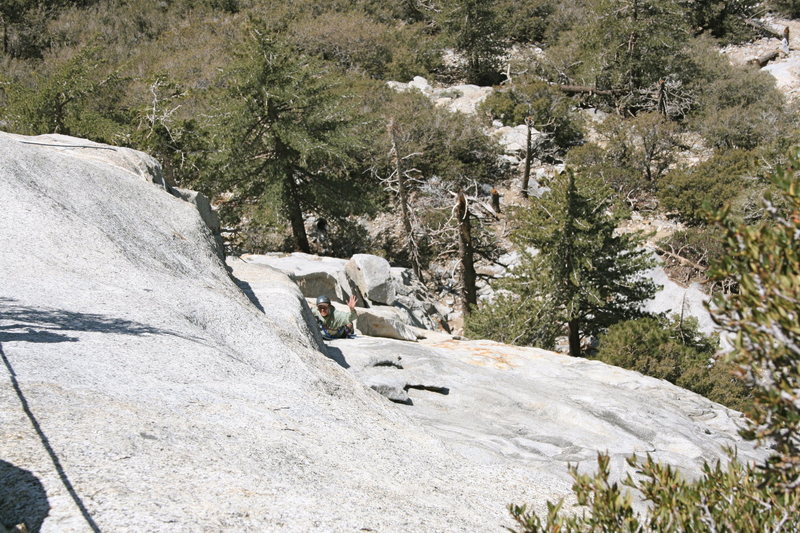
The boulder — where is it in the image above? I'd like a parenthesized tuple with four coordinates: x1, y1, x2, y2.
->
(242, 252, 360, 305)
(346, 254, 396, 305)
(353, 306, 418, 342)
(390, 267, 440, 330)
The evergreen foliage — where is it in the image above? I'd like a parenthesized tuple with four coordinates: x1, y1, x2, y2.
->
(710, 152, 800, 486)
(493, 0, 553, 44)
(219, 26, 372, 253)
(478, 79, 583, 154)
(508, 153, 800, 531)
(693, 56, 792, 150)
(3, 46, 128, 142)
(440, 0, 505, 84)
(546, 0, 691, 112)
(768, 0, 800, 17)
(684, 0, 758, 42)
(658, 148, 760, 225)
(568, 112, 680, 206)
(596, 315, 751, 411)
(467, 171, 657, 356)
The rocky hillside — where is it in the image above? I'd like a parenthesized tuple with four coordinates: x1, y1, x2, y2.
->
(0, 132, 766, 531)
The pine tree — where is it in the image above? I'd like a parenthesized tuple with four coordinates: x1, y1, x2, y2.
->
(442, 0, 505, 85)
(554, 0, 691, 113)
(470, 170, 657, 356)
(221, 28, 367, 253)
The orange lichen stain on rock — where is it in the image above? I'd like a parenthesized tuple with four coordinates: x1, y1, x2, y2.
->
(433, 339, 519, 370)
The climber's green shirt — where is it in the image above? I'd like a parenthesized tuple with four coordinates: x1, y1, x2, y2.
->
(313, 306, 357, 337)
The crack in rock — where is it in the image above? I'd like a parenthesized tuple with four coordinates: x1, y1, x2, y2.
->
(404, 384, 450, 395)
(372, 360, 404, 369)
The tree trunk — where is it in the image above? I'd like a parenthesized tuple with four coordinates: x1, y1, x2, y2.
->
(748, 50, 779, 68)
(521, 118, 532, 199)
(283, 174, 310, 253)
(743, 18, 784, 40)
(456, 191, 477, 316)
(568, 319, 581, 357)
(388, 118, 423, 281)
(557, 85, 618, 97)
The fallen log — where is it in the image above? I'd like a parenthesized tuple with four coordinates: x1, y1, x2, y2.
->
(743, 18, 785, 39)
(556, 84, 619, 96)
(653, 245, 706, 272)
(748, 50, 780, 68)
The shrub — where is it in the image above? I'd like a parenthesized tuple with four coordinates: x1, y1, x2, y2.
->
(479, 79, 583, 153)
(567, 113, 679, 206)
(767, 0, 800, 17)
(466, 292, 562, 348)
(657, 148, 759, 224)
(656, 227, 728, 290)
(289, 11, 395, 79)
(595, 315, 751, 411)
(494, 0, 553, 44)
(689, 51, 793, 150)
(3, 45, 129, 142)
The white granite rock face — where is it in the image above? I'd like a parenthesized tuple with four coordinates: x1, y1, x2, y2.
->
(1, 132, 575, 532)
(642, 264, 716, 334)
(326, 336, 765, 482)
(387, 76, 493, 114)
(491, 124, 542, 154)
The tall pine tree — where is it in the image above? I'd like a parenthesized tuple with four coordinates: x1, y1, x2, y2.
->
(468, 170, 657, 356)
(221, 27, 367, 252)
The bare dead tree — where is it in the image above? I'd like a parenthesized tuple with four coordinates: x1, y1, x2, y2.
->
(521, 116, 533, 199)
(456, 191, 477, 315)
(383, 118, 425, 281)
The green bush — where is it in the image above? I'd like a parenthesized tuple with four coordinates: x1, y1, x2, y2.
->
(465, 292, 562, 348)
(595, 315, 751, 411)
(479, 79, 583, 153)
(684, 0, 758, 43)
(690, 52, 792, 150)
(494, 0, 553, 44)
(657, 227, 725, 270)
(658, 149, 759, 224)
(567, 112, 679, 205)
(767, 0, 800, 17)
(288, 11, 433, 79)
(2, 45, 129, 142)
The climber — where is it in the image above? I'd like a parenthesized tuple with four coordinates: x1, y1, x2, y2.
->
(313, 294, 357, 340)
